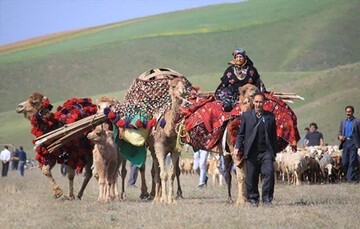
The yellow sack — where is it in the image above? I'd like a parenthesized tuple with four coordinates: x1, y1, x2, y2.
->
(123, 128, 149, 147)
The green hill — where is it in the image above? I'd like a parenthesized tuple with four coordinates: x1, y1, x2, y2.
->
(1, 0, 359, 155)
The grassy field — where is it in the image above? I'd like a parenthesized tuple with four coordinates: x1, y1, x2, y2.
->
(0, 0, 360, 203)
(1, 158, 360, 228)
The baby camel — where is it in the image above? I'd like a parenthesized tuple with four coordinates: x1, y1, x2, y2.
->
(87, 124, 121, 202)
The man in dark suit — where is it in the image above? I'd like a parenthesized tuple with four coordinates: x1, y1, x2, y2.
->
(338, 105, 360, 183)
(234, 92, 277, 206)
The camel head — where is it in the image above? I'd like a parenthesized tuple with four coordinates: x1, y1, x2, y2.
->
(16, 92, 53, 120)
(87, 123, 112, 144)
(96, 96, 119, 114)
(168, 78, 188, 104)
(239, 84, 259, 112)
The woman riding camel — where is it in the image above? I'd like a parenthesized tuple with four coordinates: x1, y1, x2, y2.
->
(215, 48, 266, 111)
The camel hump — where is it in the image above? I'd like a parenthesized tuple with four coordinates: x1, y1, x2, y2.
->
(137, 68, 184, 81)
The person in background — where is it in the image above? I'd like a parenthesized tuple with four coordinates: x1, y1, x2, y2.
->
(127, 163, 139, 188)
(17, 146, 27, 176)
(193, 149, 209, 188)
(304, 123, 324, 147)
(1, 146, 11, 177)
(338, 105, 360, 183)
(299, 127, 310, 147)
(12, 147, 20, 170)
(234, 92, 277, 206)
(215, 48, 266, 112)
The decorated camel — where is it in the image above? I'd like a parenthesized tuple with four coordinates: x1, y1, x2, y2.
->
(146, 77, 189, 203)
(15, 92, 97, 199)
(179, 82, 300, 205)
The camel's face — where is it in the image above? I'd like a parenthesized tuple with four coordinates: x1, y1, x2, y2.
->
(169, 78, 187, 100)
(96, 96, 118, 114)
(239, 84, 258, 112)
(87, 124, 110, 144)
(16, 92, 46, 120)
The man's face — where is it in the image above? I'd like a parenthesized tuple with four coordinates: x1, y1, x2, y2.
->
(345, 108, 354, 118)
(253, 94, 265, 113)
(310, 126, 316, 132)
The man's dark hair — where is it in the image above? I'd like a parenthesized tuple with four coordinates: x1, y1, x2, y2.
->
(304, 127, 310, 131)
(309, 122, 318, 129)
(20, 146, 23, 150)
(345, 105, 354, 112)
(253, 92, 265, 100)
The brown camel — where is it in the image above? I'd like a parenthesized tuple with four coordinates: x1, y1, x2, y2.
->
(147, 77, 188, 203)
(15, 92, 95, 200)
(222, 84, 258, 205)
(87, 123, 121, 202)
(97, 95, 149, 200)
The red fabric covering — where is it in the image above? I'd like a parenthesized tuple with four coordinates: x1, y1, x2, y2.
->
(180, 96, 243, 151)
(180, 93, 300, 152)
(31, 98, 97, 171)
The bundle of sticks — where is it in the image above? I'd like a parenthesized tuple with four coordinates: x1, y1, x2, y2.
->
(34, 113, 107, 154)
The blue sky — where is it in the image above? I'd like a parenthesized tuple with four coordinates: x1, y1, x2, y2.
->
(0, 0, 242, 46)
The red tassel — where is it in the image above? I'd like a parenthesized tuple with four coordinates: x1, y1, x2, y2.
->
(108, 111, 116, 120)
(135, 119, 143, 128)
(147, 119, 156, 129)
(117, 119, 125, 128)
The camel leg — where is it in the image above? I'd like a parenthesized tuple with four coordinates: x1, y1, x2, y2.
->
(235, 164, 247, 205)
(77, 155, 93, 200)
(149, 160, 156, 200)
(95, 159, 106, 202)
(119, 159, 127, 200)
(41, 164, 63, 199)
(107, 161, 118, 201)
(150, 152, 162, 202)
(168, 153, 179, 204)
(139, 163, 150, 200)
(175, 156, 183, 199)
(65, 167, 75, 200)
(154, 144, 167, 203)
(223, 155, 233, 204)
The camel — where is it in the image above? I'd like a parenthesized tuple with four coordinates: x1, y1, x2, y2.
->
(97, 95, 149, 200)
(221, 84, 258, 205)
(87, 123, 122, 202)
(15, 92, 95, 200)
(147, 77, 188, 203)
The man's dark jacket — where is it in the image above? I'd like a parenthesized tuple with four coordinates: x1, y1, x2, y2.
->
(338, 117, 360, 149)
(235, 109, 277, 159)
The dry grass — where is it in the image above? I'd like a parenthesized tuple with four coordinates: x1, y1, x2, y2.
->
(1, 159, 359, 229)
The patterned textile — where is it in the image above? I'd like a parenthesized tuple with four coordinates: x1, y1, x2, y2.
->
(180, 95, 243, 151)
(106, 75, 195, 165)
(180, 93, 300, 152)
(263, 93, 300, 152)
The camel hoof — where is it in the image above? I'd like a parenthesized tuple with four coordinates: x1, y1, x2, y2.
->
(120, 193, 126, 201)
(139, 192, 150, 200)
(62, 195, 75, 201)
(235, 199, 247, 206)
(226, 198, 235, 205)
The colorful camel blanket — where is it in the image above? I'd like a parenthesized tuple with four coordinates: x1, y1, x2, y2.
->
(32, 97, 97, 173)
(180, 93, 300, 152)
